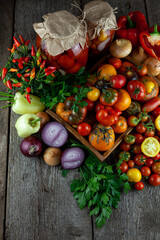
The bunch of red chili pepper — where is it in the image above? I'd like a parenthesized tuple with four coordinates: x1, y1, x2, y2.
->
(0, 35, 56, 104)
(116, 11, 160, 60)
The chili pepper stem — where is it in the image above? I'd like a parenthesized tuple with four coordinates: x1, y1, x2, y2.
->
(127, 16, 136, 29)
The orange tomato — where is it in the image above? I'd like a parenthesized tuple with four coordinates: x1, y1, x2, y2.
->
(89, 124, 115, 151)
(56, 102, 71, 123)
(97, 64, 117, 81)
(113, 89, 131, 111)
(112, 116, 128, 133)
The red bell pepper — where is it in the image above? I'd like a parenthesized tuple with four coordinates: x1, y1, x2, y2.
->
(116, 11, 148, 47)
(140, 24, 160, 60)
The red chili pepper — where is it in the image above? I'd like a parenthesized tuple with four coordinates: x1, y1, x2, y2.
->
(18, 63, 23, 70)
(44, 66, 56, 76)
(13, 58, 24, 64)
(17, 73, 22, 78)
(6, 80, 12, 90)
(10, 68, 18, 72)
(11, 46, 16, 53)
(26, 87, 31, 93)
(13, 36, 21, 47)
(116, 11, 148, 47)
(31, 45, 36, 56)
(140, 25, 160, 60)
(25, 68, 30, 73)
(22, 77, 30, 82)
(7, 48, 11, 52)
(19, 35, 25, 44)
(40, 60, 46, 69)
(30, 67, 35, 80)
(24, 73, 30, 78)
(2, 68, 8, 79)
(25, 40, 30, 46)
(24, 57, 30, 63)
(25, 94, 31, 104)
(36, 48, 41, 58)
(12, 82, 22, 87)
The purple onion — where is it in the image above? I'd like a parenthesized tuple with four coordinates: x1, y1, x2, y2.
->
(41, 121, 68, 147)
(61, 147, 85, 169)
(20, 136, 43, 157)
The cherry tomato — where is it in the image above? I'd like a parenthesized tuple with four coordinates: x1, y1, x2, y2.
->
(152, 162, 160, 174)
(136, 123, 147, 133)
(120, 142, 131, 151)
(119, 151, 131, 162)
(145, 158, 154, 167)
(134, 133, 144, 144)
(149, 174, 160, 186)
(134, 154, 146, 166)
(95, 103, 104, 113)
(84, 98, 94, 111)
(110, 74, 126, 89)
(127, 80, 146, 101)
(127, 116, 139, 127)
(133, 144, 142, 154)
(137, 112, 148, 122)
(144, 129, 155, 137)
(119, 162, 128, 173)
(152, 106, 160, 117)
(128, 160, 135, 168)
(99, 88, 118, 106)
(124, 134, 135, 145)
(135, 64, 148, 76)
(118, 61, 135, 74)
(124, 69, 138, 81)
(140, 166, 151, 177)
(134, 181, 144, 190)
(77, 122, 91, 136)
(153, 152, 160, 161)
(87, 87, 100, 101)
(108, 57, 121, 69)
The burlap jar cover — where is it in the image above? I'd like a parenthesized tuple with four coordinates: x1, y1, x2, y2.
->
(33, 10, 87, 56)
(83, 0, 118, 40)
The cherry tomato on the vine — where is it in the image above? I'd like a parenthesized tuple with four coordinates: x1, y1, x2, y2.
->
(137, 112, 148, 122)
(77, 122, 91, 136)
(127, 116, 139, 127)
(133, 144, 142, 154)
(134, 154, 147, 166)
(119, 162, 128, 173)
(136, 123, 147, 133)
(134, 133, 144, 144)
(124, 134, 135, 145)
(140, 166, 151, 177)
(149, 174, 160, 186)
(134, 181, 144, 190)
(120, 142, 131, 151)
(144, 129, 155, 137)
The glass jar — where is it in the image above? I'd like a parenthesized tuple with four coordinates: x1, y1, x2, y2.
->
(36, 35, 89, 74)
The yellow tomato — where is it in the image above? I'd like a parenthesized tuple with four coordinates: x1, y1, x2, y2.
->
(141, 137, 160, 157)
(97, 64, 117, 81)
(155, 115, 160, 131)
(87, 87, 100, 101)
(127, 168, 142, 182)
(98, 30, 108, 42)
(144, 81, 155, 94)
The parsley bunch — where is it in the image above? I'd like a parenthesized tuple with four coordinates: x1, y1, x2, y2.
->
(62, 141, 131, 228)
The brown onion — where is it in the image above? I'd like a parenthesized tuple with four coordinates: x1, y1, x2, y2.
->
(43, 147, 62, 166)
(109, 39, 132, 58)
(145, 57, 160, 76)
(129, 46, 149, 65)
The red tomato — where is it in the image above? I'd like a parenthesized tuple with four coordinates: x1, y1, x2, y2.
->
(127, 80, 146, 100)
(128, 160, 135, 168)
(77, 122, 91, 136)
(95, 104, 104, 113)
(110, 74, 126, 89)
(152, 106, 160, 117)
(145, 158, 154, 167)
(134, 181, 144, 190)
(57, 55, 75, 69)
(134, 154, 146, 166)
(118, 61, 135, 74)
(120, 142, 131, 151)
(134, 133, 144, 144)
(108, 57, 121, 69)
(149, 174, 160, 186)
(96, 109, 117, 126)
(133, 144, 142, 154)
(84, 98, 94, 111)
(137, 112, 148, 122)
(135, 64, 148, 76)
(119, 162, 128, 173)
(152, 162, 160, 174)
(140, 166, 151, 177)
(153, 153, 160, 161)
(127, 116, 139, 127)
(144, 129, 155, 137)
(135, 123, 147, 133)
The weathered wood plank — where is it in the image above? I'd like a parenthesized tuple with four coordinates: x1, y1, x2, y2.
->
(0, 1, 14, 239)
(145, 0, 160, 27)
(5, 1, 92, 240)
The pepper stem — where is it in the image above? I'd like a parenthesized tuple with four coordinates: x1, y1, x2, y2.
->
(150, 24, 160, 36)
(127, 16, 136, 29)
(29, 118, 41, 127)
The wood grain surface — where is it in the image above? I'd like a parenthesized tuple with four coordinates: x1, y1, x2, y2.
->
(0, 0, 160, 240)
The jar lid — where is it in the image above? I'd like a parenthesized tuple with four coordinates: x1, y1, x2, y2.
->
(83, 1, 118, 40)
(33, 10, 87, 56)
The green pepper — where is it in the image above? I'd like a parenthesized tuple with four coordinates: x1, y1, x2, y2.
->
(125, 101, 141, 115)
(100, 88, 118, 106)
(12, 92, 45, 114)
(15, 113, 41, 137)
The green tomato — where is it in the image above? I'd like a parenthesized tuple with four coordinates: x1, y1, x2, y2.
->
(124, 134, 136, 145)
(15, 113, 40, 137)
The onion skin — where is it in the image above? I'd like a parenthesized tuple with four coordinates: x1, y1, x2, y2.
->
(43, 147, 62, 166)
(144, 57, 160, 76)
(36, 112, 51, 130)
(109, 39, 132, 58)
(61, 147, 85, 170)
(41, 122, 68, 147)
(129, 47, 149, 65)
(20, 136, 43, 157)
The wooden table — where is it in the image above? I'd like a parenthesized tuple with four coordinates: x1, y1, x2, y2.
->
(0, 0, 160, 239)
